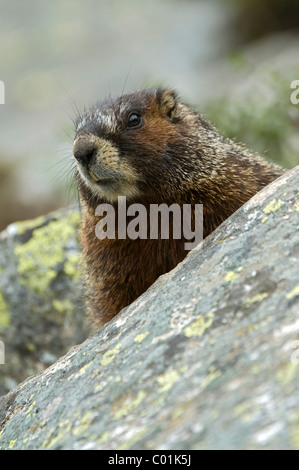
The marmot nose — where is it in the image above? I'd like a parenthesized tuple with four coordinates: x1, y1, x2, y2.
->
(73, 136, 98, 166)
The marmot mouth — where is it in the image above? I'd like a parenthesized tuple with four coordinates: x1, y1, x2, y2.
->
(88, 169, 103, 182)
(87, 169, 116, 185)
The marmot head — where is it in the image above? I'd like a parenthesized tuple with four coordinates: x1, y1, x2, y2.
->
(73, 89, 202, 204)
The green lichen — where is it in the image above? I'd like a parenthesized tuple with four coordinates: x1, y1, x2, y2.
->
(276, 363, 298, 386)
(225, 270, 240, 282)
(286, 285, 299, 300)
(134, 332, 150, 344)
(14, 215, 79, 295)
(184, 313, 214, 338)
(290, 424, 299, 449)
(72, 411, 94, 437)
(245, 293, 269, 307)
(45, 422, 72, 449)
(64, 253, 82, 282)
(261, 216, 268, 223)
(25, 400, 36, 419)
(250, 364, 261, 375)
(171, 406, 185, 420)
(233, 399, 261, 424)
(79, 361, 93, 375)
(263, 198, 285, 214)
(113, 390, 148, 420)
(98, 431, 110, 445)
(200, 365, 221, 390)
(15, 215, 47, 235)
(8, 439, 17, 450)
(101, 344, 122, 366)
(67, 211, 81, 228)
(156, 369, 180, 393)
(0, 292, 10, 329)
(53, 299, 73, 315)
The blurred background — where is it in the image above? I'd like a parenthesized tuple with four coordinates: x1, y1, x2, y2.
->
(0, 0, 298, 231)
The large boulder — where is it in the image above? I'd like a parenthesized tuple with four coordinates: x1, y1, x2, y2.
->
(0, 208, 88, 395)
(0, 166, 298, 450)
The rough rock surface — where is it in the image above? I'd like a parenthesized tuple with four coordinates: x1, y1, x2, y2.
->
(0, 208, 88, 395)
(0, 166, 298, 450)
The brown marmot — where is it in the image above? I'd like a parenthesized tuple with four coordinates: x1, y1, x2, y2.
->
(73, 88, 284, 329)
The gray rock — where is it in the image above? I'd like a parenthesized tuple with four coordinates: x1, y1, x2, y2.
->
(0, 207, 88, 396)
(0, 166, 298, 450)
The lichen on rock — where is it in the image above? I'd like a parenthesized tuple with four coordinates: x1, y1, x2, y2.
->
(0, 166, 298, 450)
(0, 208, 88, 396)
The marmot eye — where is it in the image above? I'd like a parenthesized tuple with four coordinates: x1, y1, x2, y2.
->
(127, 113, 143, 129)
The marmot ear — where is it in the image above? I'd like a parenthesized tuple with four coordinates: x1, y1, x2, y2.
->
(157, 89, 178, 121)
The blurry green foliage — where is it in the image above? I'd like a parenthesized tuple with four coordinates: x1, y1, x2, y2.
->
(203, 71, 299, 169)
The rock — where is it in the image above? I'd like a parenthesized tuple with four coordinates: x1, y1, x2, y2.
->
(0, 208, 88, 395)
(0, 166, 298, 450)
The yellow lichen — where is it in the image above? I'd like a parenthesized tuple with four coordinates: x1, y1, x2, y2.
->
(245, 293, 269, 307)
(134, 332, 150, 344)
(263, 198, 285, 214)
(0, 292, 10, 329)
(72, 411, 93, 437)
(286, 285, 299, 300)
(16, 215, 47, 235)
(276, 362, 298, 386)
(200, 365, 221, 390)
(233, 400, 261, 424)
(101, 344, 122, 366)
(53, 299, 73, 315)
(14, 214, 80, 295)
(113, 390, 148, 420)
(25, 400, 36, 418)
(8, 439, 17, 450)
(64, 253, 82, 282)
(184, 313, 214, 338)
(45, 425, 71, 449)
(98, 431, 110, 444)
(225, 268, 242, 282)
(79, 361, 93, 375)
(156, 369, 180, 393)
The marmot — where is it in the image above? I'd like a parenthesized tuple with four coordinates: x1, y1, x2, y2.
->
(73, 88, 284, 329)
